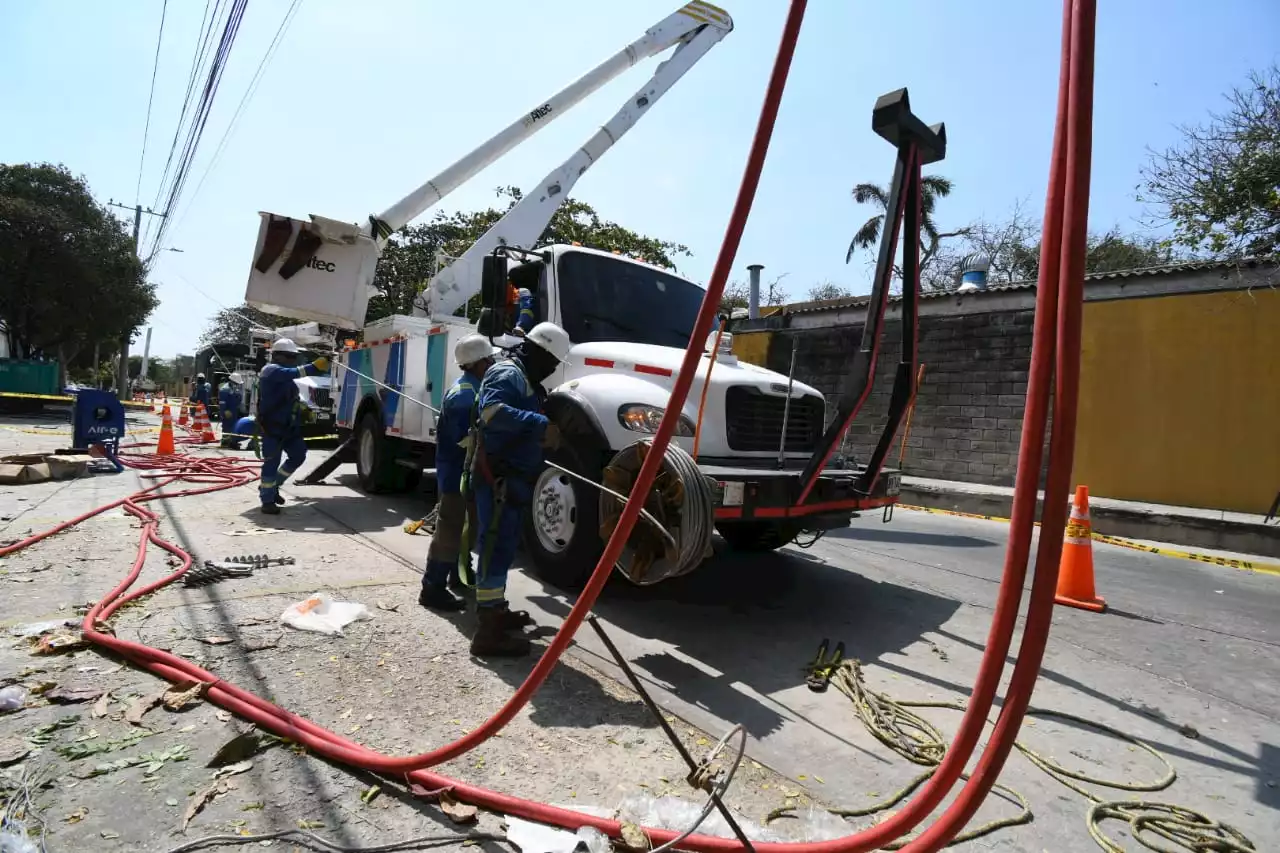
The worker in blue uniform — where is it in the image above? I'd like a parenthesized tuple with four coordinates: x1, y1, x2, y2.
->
(420, 334, 499, 613)
(466, 321, 569, 657)
(218, 373, 246, 449)
(512, 288, 537, 336)
(256, 339, 328, 515)
(189, 373, 212, 416)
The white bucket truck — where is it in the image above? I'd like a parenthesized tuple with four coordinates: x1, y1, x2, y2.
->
(243, 3, 904, 588)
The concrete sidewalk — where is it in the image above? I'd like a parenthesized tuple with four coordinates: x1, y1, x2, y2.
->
(900, 476, 1280, 559)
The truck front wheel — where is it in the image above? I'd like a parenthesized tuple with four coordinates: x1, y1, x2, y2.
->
(716, 520, 803, 552)
(523, 447, 604, 590)
(355, 411, 416, 493)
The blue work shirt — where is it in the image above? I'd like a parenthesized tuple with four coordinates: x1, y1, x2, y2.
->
(515, 292, 536, 333)
(189, 381, 212, 410)
(257, 362, 320, 437)
(435, 373, 479, 494)
(475, 357, 548, 490)
(218, 385, 243, 422)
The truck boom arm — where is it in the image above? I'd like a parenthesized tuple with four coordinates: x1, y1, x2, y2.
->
(421, 3, 732, 317)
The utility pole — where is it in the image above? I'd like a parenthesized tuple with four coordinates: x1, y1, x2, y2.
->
(107, 201, 165, 401)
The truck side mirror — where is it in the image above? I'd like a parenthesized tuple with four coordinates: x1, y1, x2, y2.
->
(479, 254, 510, 336)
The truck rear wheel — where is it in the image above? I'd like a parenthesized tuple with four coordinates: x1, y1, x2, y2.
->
(716, 520, 803, 552)
(355, 411, 416, 493)
(523, 446, 604, 590)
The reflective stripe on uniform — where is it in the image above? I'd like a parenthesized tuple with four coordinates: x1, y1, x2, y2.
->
(476, 585, 506, 603)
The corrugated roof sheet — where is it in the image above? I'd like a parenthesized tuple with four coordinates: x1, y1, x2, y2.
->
(780, 257, 1274, 315)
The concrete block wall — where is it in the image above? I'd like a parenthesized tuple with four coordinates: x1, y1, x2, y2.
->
(764, 310, 1040, 486)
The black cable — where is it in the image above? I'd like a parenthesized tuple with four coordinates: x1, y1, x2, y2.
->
(173, 0, 303, 233)
(135, 0, 169, 204)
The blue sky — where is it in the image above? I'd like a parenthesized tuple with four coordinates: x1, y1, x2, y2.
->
(2, 1, 1276, 358)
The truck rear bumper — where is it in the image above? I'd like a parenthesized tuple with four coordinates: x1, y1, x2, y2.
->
(699, 463, 901, 522)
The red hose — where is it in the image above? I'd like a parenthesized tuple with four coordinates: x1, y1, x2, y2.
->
(0, 1, 1096, 848)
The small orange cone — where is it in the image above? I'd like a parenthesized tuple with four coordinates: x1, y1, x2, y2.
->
(195, 403, 217, 444)
(178, 403, 189, 427)
(1055, 485, 1106, 612)
(156, 406, 176, 455)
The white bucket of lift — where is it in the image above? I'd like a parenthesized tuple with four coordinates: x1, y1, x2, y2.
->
(244, 211, 381, 329)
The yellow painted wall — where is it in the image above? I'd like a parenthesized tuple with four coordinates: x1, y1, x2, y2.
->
(732, 330, 772, 368)
(1075, 289, 1280, 513)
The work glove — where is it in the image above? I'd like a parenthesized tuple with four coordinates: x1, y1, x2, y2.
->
(313, 357, 330, 373)
(541, 423, 562, 450)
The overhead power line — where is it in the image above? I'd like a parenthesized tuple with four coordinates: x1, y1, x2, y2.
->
(135, 0, 169, 204)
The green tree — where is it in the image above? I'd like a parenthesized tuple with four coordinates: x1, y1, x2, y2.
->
(846, 175, 967, 274)
(806, 281, 855, 302)
(1140, 63, 1280, 259)
(200, 303, 302, 347)
(719, 273, 790, 315)
(368, 187, 691, 323)
(0, 163, 157, 383)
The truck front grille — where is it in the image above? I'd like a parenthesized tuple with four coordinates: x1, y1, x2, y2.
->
(312, 389, 332, 409)
(724, 386, 823, 453)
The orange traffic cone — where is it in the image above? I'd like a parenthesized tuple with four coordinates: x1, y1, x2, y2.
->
(195, 404, 217, 444)
(178, 403, 189, 427)
(1055, 485, 1106, 612)
(156, 406, 176, 456)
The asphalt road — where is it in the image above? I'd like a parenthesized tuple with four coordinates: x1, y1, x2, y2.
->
(283, 455, 1280, 850)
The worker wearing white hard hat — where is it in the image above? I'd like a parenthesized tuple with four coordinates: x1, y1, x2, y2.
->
(188, 372, 212, 415)
(418, 334, 502, 613)
(461, 321, 568, 658)
(256, 338, 330, 515)
(218, 372, 248, 449)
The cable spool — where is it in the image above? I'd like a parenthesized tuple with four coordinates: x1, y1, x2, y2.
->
(599, 440, 715, 585)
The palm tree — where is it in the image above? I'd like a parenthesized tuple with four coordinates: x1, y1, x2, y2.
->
(846, 175, 961, 267)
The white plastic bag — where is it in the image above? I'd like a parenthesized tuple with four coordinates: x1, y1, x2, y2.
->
(279, 593, 371, 636)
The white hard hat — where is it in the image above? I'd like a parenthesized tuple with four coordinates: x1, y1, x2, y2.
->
(271, 338, 299, 354)
(525, 322, 571, 363)
(229, 372, 244, 385)
(455, 334, 500, 367)
(195, 373, 206, 381)
(517, 288, 531, 298)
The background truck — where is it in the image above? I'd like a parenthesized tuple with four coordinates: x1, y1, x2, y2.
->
(242, 3, 926, 589)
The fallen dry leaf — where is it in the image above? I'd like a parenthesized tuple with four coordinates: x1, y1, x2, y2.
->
(197, 636, 233, 646)
(45, 685, 106, 705)
(408, 783, 449, 801)
(438, 791, 477, 824)
(620, 821, 651, 851)
(0, 736, 31, 767)
(90, 692, 112, 719)
(163, 680, 210, 712)
(244, 633, 281, 652)
(64, 807, 88, 824)
(33, 632, 89, 655)
(212, 760, 253, 779)
(208, 731, 276, 767)
(182, 778, 236, 830)
(375, 600, 400, 613)
(126, 688, 168, 725)
(215, 711, 232, 723)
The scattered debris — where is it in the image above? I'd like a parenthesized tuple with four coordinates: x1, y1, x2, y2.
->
(360, 784, 381, 805)
(44, 685, 106, 705)
(197, 636, 234, 646)
(280, 593, 372, 636)
(0, 685, 28, 713)
(212, 760, 254, 780)
(0, 736, 31, 766)
(438, 792, 478, 824)
(80, 744, 190, 778)
(90, 692, 112, 719)
(183, 778, 238, 831)
(1179, 724, 1201, 739)
(9, 619, 77, 639)
(619, 821, 651, 851)
(32, 632, 89, 655)
(375, 600, 400, 613)
(27, 716, 80, 745)
(125, 688, 168, 725)
(63, 807, 88, 824)
(243, 633, 283, 653)
(208, 731, 280, 767)
(54, 730, 152, 760)
(297, 819, 325, 830)
(163, 680, 211, 711)
(408, 783, 449, 801)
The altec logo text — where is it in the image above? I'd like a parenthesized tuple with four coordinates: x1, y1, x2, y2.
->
(307, 257, 336, 273)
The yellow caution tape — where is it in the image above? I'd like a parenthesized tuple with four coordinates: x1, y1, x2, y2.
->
(897, 504, 1280, 577)
(219, 432, 339, 443)
(0, 391, 164, 410)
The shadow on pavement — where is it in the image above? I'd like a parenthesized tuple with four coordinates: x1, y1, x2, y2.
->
(527, 542, 961, 741)
(827, 526, 998, 549)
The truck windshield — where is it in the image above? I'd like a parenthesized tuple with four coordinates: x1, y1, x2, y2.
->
(557, 251, 705, 349)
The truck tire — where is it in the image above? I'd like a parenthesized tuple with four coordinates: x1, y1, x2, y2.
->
(355, 411, 415, 493)
(716, 520, 803, 552)
(523, 446, 604, 590)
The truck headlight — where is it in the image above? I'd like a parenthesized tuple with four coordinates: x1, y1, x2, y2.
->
(618, 404, 695, 437)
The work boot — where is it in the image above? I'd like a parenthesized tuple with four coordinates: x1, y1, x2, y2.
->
(448, 573, 472, 598)
(493, 601, 535, 631)
(261, 503, 281, 516)
(275, 495, 285, 506)
(470, 608, 531, 658)
(418, 584, 465, 613)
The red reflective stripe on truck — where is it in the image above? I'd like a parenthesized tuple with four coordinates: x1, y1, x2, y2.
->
(634, 364, 673, 377)
(584, 357, 615, 368)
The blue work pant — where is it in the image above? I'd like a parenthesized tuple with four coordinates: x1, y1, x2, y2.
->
(472, 480, 523, 609)
(221, 414, 241, 447)
(259, 433, 307, 506)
